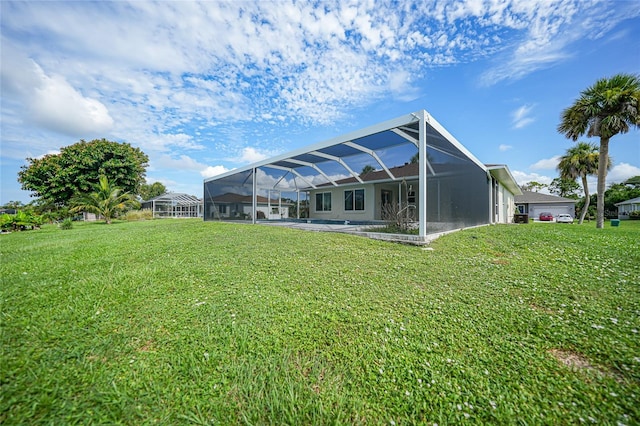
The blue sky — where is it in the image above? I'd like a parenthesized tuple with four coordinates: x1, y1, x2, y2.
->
(1, 0, 639, 204)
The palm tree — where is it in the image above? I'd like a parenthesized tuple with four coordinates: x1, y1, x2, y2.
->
(557, 73, 640, 228)
(557, 142, 604, 224)
(71, 175, 139, 224)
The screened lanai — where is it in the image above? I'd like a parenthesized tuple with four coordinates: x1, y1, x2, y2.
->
(141, 193, 203, 218)
(203, 110, 520, 240)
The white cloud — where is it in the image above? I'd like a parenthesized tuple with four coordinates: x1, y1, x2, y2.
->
(479, 1, 640, 86)
(608, 163, 640, 183)
(511, 170, 554, 193)
(499, 144, 513, 152)
(30, 73, 114, 136)
(1, 44, 113, 137)
(511, 104, 535, 129)
(530, 155, 561, 170)
(239, 147, 270, 163)
(201, 165, 231, 178)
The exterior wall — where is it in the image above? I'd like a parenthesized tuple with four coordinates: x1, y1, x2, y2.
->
(309, 184, 377, 222)
(496, 183, 515, 224)
(309, 181, 422, 223)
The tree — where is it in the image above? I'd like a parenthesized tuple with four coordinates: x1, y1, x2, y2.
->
(623, 176, 640, 188)
(558, 73, 640, 228)
(360, 165, 375, 177)
(18, 139, 149, 207)
(520, 181, 547, 192)
(139, 182, 167, 201)
(548, 177, 581, 199)
(71, 175, 140, 224)
(556, 142, 603, 224)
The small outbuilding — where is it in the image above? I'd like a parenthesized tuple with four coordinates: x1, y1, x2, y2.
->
(203, 110, 521, 242)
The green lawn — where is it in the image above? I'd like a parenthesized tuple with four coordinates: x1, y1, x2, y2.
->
(1, 219, 639, 424)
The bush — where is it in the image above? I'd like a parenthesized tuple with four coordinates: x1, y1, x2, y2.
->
(59, 217, 73, 230)
(629, 211, 640, 220)
(124, 209, 154, 221)
(0, 211, 43, 231)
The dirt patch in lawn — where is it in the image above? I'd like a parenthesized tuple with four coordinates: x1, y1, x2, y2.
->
(548, 348, 623, 383)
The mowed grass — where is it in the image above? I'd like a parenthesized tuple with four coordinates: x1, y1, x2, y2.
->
(1, 219, 639, 425)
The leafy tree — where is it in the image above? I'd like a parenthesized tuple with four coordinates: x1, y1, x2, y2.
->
(558, 73, 640, 228)
(556, 142, 604, 224)
(70, 175, 140, 224)
(520, 181, 548, 192)
(623, 175, 640, 188)
(1, 201, 25, 210)
(139, 182, 167, 201)
(19, 139, 148, 207)
(360, 165, 375, 177)
(549, 177, 581, 199)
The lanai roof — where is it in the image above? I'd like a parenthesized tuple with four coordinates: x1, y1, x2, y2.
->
(204, 110, 519, 193)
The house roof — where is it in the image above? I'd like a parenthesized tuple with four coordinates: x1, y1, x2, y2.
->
(514, 191, 576, 204)
(615, 196, 640, 206)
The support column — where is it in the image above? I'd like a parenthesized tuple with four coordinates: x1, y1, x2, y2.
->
(418, 111, 428, 238)
(252, 168, 257, 224)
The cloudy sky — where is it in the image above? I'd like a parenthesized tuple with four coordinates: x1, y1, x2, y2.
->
(1, 0, 639, 204)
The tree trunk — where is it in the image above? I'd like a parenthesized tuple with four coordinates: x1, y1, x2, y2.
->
(596, 137, 609, 229)
(579, 175, 590, 225)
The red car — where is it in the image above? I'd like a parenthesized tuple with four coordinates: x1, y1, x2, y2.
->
(539, 212, 554, 221)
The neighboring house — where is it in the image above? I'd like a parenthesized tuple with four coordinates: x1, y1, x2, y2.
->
(615, 196, 640, 220)
(514, 191, 576, 220)
(140, 193, 203, 218)
(210, 192, 291, 220)
(203, 109, 522, 241)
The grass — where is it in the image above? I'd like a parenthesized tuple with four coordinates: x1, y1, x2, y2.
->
(1, 219, 639, 425)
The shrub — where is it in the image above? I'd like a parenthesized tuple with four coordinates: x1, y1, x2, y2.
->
(124, 209, 154, 221)
(0, 211, 43, 231)
(629, 210, 640, 220)
(59, 217, 73, 230)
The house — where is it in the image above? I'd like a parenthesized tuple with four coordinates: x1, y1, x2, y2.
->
(615, 196, 640, 220)
(203, 110, 521, 241)
(514, 191, 576, 221)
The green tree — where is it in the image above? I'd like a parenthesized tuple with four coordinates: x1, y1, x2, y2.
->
(604, 182, 640, 218)
(139, 182, 167, 201)
(556, 142, 604, 224)
(623, 175, 640, 188)
(360, 165, 375, 177)
(70, 175, 140, 224)
(558, 73, 640, 228)
(18, 139, 148, 207)
(520, 181, 548, 192)
(549, 177, 581, 199)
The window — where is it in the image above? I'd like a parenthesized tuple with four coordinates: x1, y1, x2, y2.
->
(344, 189, 365, 211)
(217, 204, 227, 214)
(315, 192, 332, 212)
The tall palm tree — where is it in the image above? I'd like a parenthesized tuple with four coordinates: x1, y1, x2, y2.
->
(71, 175, 139, 224)
(558, 73, 640, 228)
(557, 142, 604, 224)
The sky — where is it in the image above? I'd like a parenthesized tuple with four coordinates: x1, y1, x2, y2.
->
(1, 0, 639, 205)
